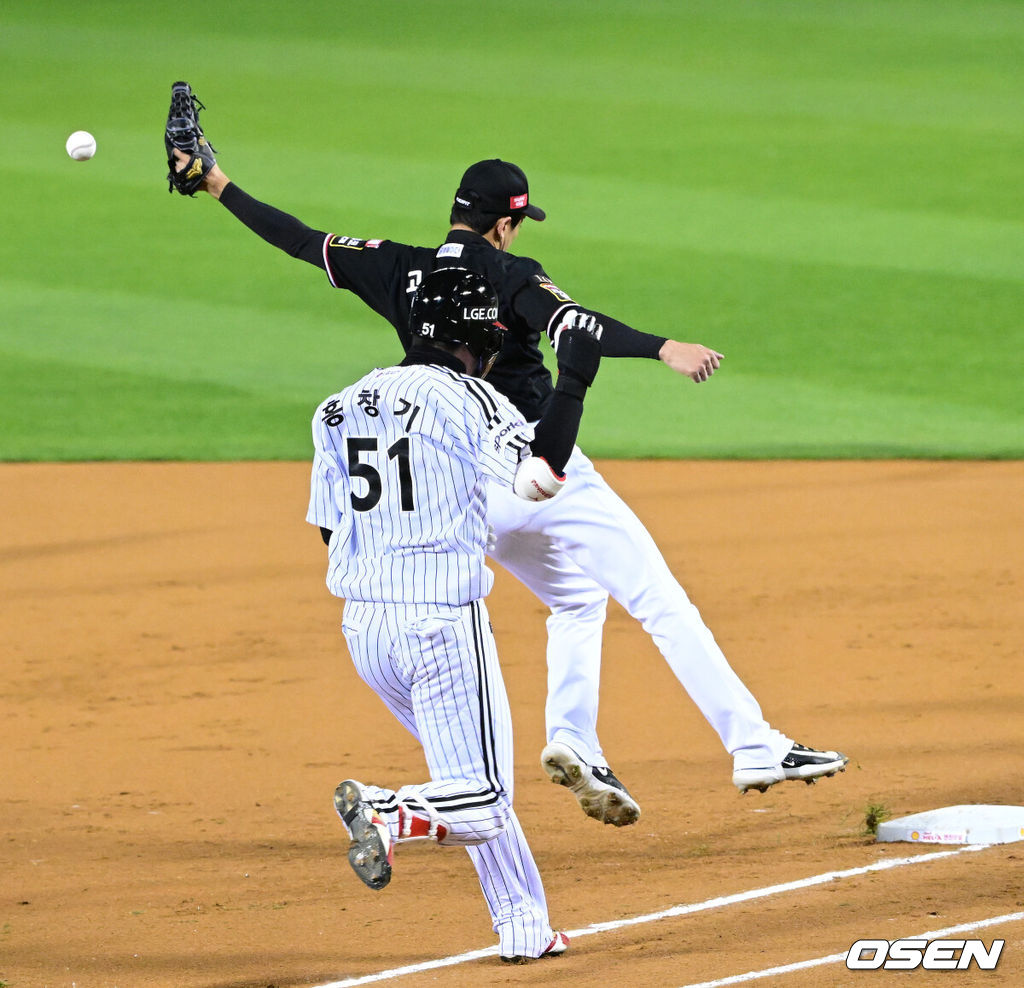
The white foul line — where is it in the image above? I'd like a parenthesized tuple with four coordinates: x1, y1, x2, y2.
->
(312, 844, 991, 988)
(678, 909, 1024, 988)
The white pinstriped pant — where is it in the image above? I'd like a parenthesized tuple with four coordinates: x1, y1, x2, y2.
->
(341, 598, 555, 959)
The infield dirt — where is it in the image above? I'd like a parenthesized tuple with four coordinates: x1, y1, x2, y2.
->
(3, 461, 1022, 987)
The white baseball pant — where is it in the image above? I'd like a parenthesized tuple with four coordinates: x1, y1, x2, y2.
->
(340, 598, 556, 959)
(486, 446, 793, 774)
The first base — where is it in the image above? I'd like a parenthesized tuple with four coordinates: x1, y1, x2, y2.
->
(876, 804, 1024, 845)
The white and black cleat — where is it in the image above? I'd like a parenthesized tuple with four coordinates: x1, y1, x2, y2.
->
(541, 742, 641, 826)
(733, 743, 848, 794)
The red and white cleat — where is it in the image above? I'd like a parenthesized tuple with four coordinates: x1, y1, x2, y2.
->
(501, 931, 570, 965)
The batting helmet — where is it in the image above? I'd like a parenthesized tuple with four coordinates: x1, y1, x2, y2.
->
(409, 268, 503, 376)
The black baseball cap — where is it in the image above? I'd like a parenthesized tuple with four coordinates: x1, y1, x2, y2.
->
(453, 159, 546, 221)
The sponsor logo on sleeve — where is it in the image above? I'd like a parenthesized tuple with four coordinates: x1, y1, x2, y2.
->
(492, 421, 515, 450)
(538, 281, 573, 303)
(329, 235, 377, 250)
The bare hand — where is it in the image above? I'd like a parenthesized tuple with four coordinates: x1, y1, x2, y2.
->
(658, 340, 724, 382)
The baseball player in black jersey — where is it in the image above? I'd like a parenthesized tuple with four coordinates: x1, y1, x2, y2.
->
(173, 140, 848, 818)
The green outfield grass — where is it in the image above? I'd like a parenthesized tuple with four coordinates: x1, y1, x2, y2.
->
(2, 0, 1022, 459)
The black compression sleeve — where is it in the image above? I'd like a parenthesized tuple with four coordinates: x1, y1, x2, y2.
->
(219, 183, 327, 268)
(590, 309, 667, 359)
(528, 389, 583, 475)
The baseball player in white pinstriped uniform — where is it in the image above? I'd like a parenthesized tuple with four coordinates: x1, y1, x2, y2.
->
(307, 268, 601, 963)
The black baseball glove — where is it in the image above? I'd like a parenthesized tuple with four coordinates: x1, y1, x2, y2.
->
(165, 81, 217, 196)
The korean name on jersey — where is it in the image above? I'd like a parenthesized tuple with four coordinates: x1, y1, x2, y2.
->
(307, 362, 534, 605)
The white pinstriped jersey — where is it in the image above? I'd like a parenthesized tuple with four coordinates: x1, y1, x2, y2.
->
(307, 362, 533, 605)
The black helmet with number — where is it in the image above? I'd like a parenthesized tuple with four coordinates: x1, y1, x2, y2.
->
(409, 267, 503, 377)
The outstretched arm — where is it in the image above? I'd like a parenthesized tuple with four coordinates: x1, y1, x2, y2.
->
(569, 308, 724, 383)
(514, 277, 724, 385)
(172, 149, 326, 266)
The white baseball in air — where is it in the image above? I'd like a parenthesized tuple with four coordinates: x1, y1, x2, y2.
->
(66, 130, 97, 161)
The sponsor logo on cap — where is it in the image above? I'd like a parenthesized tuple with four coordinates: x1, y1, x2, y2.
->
(464, 306, 499, 320)
(510, 193, 529, 209)
(454, 195, 473, 208)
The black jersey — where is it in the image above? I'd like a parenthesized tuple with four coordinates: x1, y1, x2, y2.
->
(321, 229, 581, 420)
(219, 183, 667, 422)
